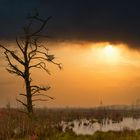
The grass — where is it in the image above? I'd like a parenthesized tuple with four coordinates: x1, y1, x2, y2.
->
(17, 130, 140, 140)
(0, 107, 140, 139)
(45, 130, 140, 140)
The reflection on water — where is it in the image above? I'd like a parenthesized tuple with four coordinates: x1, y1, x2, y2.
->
(62, 117, 140, 135)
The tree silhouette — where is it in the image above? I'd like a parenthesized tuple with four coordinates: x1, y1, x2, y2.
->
(0, 11, 61, 116)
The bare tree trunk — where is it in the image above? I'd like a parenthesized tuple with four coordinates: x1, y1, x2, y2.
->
(24, 38, 33, 114)
(25, 68, 33, 114)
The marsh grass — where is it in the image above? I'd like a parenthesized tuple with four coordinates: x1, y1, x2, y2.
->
(0, 107, 140, 139)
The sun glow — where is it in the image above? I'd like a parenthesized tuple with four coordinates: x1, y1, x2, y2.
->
(102, 44, 121, 62)
(104, 45, 115, 57)
(90, 43, 123, 64)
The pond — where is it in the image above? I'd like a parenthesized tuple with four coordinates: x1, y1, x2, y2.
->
(62, 117, 140, 135)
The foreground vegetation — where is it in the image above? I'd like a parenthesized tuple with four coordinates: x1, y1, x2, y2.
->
(1, 107, 140, 140)
(40, 130, 140, 140)
(7, 130, 140, 140)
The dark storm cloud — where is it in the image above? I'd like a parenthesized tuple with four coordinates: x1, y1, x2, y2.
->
(0, 0, 140, 48)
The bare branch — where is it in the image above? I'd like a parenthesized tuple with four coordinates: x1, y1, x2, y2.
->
(28, 38, 39, 61)
(31, 56, 47, 61)
(19, 93, 27, 97)
(29, 61, 51, 74)
(51, 61, 62, 69)
(11, 52, 25, 65)
(31, 85, 51, 95)
(31, 16, 52, 36)
(4, 51, 24, 77)
(0, 44, 25, 65)
(0, 44, 10, 51)
(39, 62, 51, 74)
(36, 50, 47, 55)
(16, 37, 24, 54)
(32, 99, 49, 102)
(29, 62, 43, 69)
(32, 93, 54, 100)
(16, 98, 28, 107)
(6, 68, 23, 77)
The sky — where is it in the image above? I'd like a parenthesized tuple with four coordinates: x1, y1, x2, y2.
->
(0, 0, 140, 47)
(1, 0, 140, 107)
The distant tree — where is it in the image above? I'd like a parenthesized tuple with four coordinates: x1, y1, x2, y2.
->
(0, 11, 61, 116)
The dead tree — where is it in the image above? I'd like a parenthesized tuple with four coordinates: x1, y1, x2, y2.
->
(0, 12, 61, 115)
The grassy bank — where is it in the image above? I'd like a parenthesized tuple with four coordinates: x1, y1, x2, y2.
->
(50, 130, 140, 140)
(18, 130, 140, 140)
